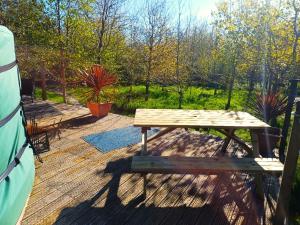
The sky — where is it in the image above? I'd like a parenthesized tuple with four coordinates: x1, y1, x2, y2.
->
(188, 0, 219, 20)
(125, 0, 220, 22)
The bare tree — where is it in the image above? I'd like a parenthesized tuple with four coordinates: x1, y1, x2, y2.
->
(175, 0, 191, 108)
(94, 0, 125, 64)
(224, 0, 241, 110)
(175, 0, 183, 108)
(141, 0, 168, 101)
(55, 0, 67, 103)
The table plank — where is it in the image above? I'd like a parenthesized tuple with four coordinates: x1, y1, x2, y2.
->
(134, 109, 270, 129)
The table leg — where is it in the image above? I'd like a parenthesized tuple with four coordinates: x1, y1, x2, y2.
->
(216, 128, 253, 156)
(250, 130, 264, 200)
(141, 127, 148, 198)
(221, 129, 235, 153)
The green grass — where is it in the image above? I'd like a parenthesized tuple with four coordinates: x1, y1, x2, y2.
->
(68, 85, 251, 141)
(113, 85, 247, 112)
(35, 88, 64, 104)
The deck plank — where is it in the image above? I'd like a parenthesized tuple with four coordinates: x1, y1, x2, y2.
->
(22, 101, 278, 225)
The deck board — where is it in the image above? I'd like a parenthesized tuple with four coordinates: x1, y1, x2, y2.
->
(22, 101, 279, 225)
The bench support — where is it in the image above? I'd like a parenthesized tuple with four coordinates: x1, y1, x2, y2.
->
(250, 130, 264, 200)
(141, 127, 148, 198)
(216, 128, 253, 156)
(221, 129, 235, 153)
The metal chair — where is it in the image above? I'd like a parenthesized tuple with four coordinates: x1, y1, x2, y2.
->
(27, 116, 50, 154)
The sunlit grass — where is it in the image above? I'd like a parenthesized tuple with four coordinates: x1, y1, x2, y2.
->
(35, 88, 64, 104)
(67, 85, 252, 141)
(112, 85, 247, 113)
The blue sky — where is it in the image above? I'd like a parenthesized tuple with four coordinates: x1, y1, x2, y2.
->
(188, 0, 219, 20)
(125, 0, 220, 22)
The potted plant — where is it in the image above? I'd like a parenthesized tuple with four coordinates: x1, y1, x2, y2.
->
(80, 64, 117, 117)
(249, 91, 288, 157)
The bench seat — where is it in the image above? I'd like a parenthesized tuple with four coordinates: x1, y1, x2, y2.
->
(131, 156, 284, 174)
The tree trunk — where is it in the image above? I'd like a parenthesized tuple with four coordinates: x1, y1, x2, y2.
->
(41, 66, 47, 100)
(178, 89, 183, 109)
(97, 29, 104, 64)
(272, 75, 280, 93)
(214, 83, 218, 95)
(225, 76, 234, 110)
(145, 81, 150, 101)
(245, 70, 255, 109)
(225, 65, 236, 110)
(56, 0, 66, 103)
(176, 5, 182, 109)
(60, 49, 66, 103)
(145, 47, 152, 101)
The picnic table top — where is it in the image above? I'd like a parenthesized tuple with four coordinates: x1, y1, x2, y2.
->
(134, 109, 270, 129)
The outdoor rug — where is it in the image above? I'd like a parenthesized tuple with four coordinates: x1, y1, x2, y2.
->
(82, 126, 160, 153)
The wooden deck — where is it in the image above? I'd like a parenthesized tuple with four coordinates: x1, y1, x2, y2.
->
(23, 98, 90, 127)
(22, 101, 280, 225)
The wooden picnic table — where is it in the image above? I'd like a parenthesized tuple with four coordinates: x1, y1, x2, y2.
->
(131, 109, 283, 199)
(134, 109, 270, 155)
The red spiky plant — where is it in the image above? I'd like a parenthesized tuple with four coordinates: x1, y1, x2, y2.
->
(249, 91, 288, 124)
(80, 65, 117, 117)
(81, 64, 117, 103)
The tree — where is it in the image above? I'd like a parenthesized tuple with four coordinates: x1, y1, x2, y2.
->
(214, 0, 243, 110)
(175, 0, 184, 108)
(141, 0, 169, 101)
(94, 0, 126, 64)
(291, 0, 300, 77)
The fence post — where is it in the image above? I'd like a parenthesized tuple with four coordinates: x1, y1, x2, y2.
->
(274, 101, 300, 225)
(279, 79, 299, 162)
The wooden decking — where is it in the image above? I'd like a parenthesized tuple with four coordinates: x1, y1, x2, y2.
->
(22, 101, 280, 225)
(24, 98, 90, 127)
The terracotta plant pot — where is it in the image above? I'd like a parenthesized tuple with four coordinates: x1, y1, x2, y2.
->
(87, 102, 112, 117)
(256, 127, 281, 157)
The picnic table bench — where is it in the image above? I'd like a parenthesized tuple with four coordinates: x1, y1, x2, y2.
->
(131, 109, 284, 198)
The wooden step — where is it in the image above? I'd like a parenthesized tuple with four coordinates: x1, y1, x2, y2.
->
(131, 156, 284, 174)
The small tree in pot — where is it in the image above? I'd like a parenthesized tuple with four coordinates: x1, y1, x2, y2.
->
(249, 91, 288, 157)
(80, 65, 117, 117)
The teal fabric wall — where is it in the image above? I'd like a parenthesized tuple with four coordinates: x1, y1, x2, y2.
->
(0, 26, 35, 225)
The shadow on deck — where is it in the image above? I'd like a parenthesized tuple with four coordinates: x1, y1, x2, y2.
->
(21, 100, 280, 225)
(52, 151, 279, 225)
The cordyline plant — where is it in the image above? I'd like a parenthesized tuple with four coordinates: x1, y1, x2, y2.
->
(79, 65, 117, 103)
(249, 91, 288, 125)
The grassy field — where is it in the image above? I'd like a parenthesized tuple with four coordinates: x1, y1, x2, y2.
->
(35, 88, 65, 104)
(68, 85, 248, 110)
(43, 85, 252, 141)
(36, 85, 283, 142)
(35, 85, 300, 223)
